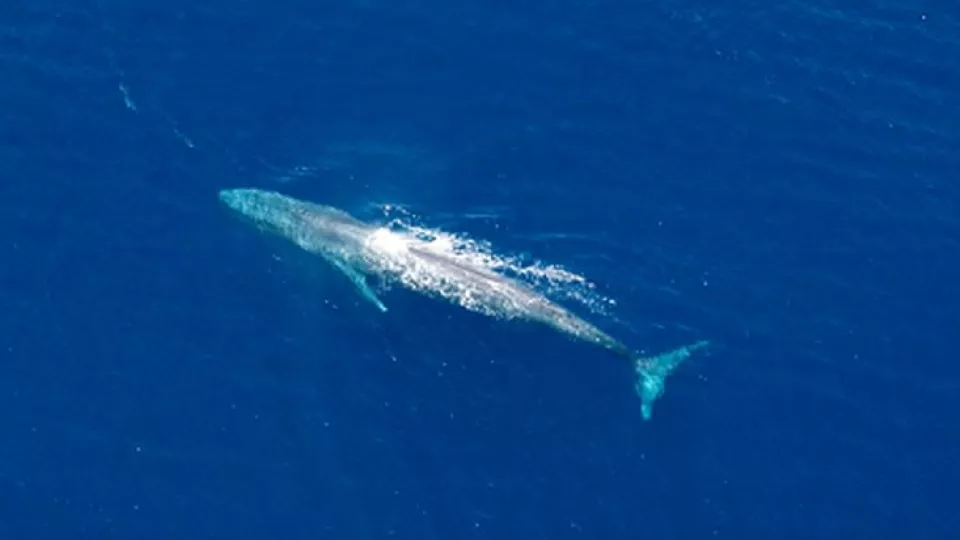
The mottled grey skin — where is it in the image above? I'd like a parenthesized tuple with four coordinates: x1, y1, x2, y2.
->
(404, 245, 634, 358)
(219, 188, 708, 420)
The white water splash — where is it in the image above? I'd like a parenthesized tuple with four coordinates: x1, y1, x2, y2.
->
(373, 203, 617, 317)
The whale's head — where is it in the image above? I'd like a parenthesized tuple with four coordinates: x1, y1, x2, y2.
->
(218, 187, 304, 234)
(219, 188, 277, 217)
(219, 188, 368, 252)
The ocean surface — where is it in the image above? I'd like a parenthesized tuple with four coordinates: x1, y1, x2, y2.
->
(1, 0, 957, 538)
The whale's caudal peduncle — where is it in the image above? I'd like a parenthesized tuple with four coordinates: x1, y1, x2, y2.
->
(219, 188, 710, 421)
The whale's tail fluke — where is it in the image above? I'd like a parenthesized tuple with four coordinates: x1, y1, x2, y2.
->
(633, 340, 709, 421)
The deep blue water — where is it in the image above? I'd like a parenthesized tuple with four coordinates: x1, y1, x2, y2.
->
(2, 0, 958, 538)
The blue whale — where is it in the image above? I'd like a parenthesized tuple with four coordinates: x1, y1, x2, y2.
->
(220, 188, 708, 420)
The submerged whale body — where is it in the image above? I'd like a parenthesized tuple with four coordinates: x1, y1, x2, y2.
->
(219, 188, 708, 420)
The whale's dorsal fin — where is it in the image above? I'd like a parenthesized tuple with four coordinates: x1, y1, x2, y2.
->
(328, 257, 388, 313)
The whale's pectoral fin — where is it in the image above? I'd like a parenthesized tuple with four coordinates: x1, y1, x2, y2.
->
(329, 259, 388, 313)
(633, 340, 709, 421)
